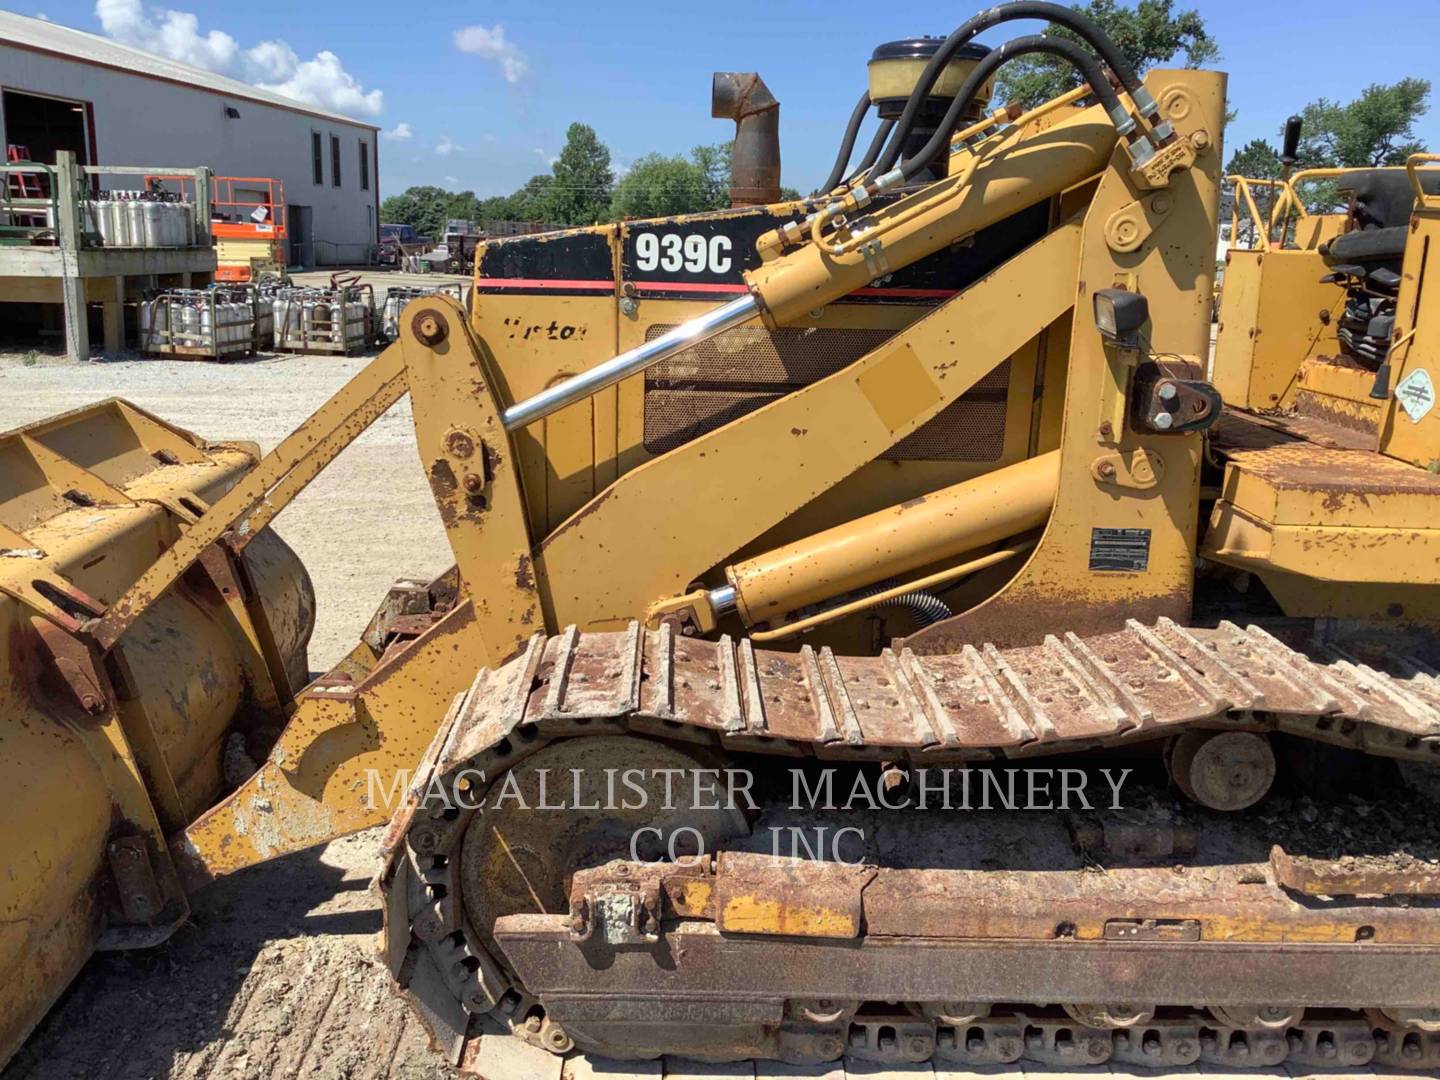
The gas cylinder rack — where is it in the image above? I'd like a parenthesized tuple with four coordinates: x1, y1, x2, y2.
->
(139, 285, 264, 360)
(270, 282, 378, 355)
(380, 282, 468, 340)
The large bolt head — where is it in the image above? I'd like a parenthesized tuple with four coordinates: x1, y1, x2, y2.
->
(412, 309, 449, 345)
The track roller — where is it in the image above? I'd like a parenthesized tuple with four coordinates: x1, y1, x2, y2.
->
(1209, 1004, 1304, 1029)
(1062, 1003, 1155, 1028)
(1169, 730, 1277, 810)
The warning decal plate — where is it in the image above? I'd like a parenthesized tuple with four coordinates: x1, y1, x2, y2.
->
(1396, 368, 1435, 424)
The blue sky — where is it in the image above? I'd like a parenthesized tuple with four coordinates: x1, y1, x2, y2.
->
(22, 1, 1440, 199)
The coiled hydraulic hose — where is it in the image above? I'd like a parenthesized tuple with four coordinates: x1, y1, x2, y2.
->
(897, 34, 1125, 182)
(820, 90, 875, 194)
(867, 588, 952, 627)
(869, 1, 1144, 178)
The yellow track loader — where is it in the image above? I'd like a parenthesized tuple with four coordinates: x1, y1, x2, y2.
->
(5, 2, 1440, 1073)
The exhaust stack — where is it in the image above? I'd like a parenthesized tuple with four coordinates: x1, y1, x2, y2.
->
(711, 72, 781, 206)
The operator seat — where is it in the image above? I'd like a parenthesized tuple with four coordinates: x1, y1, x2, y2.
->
(1316, 169, 1440, 382)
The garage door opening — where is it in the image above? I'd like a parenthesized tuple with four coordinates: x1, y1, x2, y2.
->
(3, 89, 91, 166)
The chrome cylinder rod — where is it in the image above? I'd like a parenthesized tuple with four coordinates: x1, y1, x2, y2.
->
(501, 293, 760, 430)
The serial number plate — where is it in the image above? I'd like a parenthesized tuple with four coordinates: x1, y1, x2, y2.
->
(1090, 527, 1151, 572)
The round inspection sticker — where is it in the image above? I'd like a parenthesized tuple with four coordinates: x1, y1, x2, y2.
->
(1396, 368, 1435, 423)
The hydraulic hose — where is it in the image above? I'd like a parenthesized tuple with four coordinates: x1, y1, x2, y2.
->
(845, 117, 896, 186)
(820, 90, 874, 194)
(871, 1, 1142, 177)
(899, 34, 1124, 182)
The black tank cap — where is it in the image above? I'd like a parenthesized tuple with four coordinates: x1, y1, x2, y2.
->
(870, 37, 990, 63)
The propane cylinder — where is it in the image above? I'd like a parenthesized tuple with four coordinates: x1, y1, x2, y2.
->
(180, 302, 200, 348)
(144, 200, 165, 248)
(111, 197, 130, 247)
(125, 197, 146, 249)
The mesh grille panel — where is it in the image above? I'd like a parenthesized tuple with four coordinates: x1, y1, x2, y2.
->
(643, 325, 1009, 460)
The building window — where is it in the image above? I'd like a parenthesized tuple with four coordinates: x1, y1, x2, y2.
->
(331, 135, 342, 187)
(359, 140, 370, 191)
(311, 131, 323, 185)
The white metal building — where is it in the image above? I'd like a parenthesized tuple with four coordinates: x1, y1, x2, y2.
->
(0, 10, 380, 266)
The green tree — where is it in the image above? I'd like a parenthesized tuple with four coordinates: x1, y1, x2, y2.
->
(509, 175, 557, 222)
(610, 154, 711, 219)
(994, 0, 1218, 110)
(1295, 79, 1431, 168)
(378, 185, 452, 239)
(689, 143, 732, 206)
(1224, 138, 1282, 181)
(1224, 80, 1431, 214)
(547, 123, 614, 225)
(609, 145, 738, 220)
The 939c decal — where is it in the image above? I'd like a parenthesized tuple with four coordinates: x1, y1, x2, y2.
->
(633, 232, 733, 275)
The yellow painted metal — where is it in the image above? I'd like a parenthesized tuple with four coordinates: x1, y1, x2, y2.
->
(3, 75, 1247, 1070)
(534, 224, 1080, 631)
(1203, 441, 1440, 584)
(401, 299, 545, 665)
(91, 348, 407, 651)
(726, 451, 1059, 625)
(1409, 154, 1440, 208)
(1211, 249, 1343, 410)
(466, 276, 620, 534)
(1293, 355, 1383, 436)
(867, 53, 993, 111)
(750, 99, 1116, 325)
(0, 401, 313, 1065)
(1379, 184, 1440, 469)
(904, 70, 1226, 646)
(174, 597, 488, 881)
(749, 542, 1037, 642)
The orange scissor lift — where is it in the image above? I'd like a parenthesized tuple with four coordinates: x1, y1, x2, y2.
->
(146, 174, 288, 281)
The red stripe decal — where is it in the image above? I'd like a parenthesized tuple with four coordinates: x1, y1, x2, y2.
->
(634, 281, 750, 294)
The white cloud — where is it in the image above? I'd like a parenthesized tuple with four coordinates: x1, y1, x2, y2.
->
(532, 147, 558, 166)
(94, 0, 383, 116)
(97, 0, 237, 69)
(35, 12, 52, 20)
(243, 39, 295, 82)
(254, 51, 383, 116)
(435, 136, 462, 156)
(443, 175, 459, 186)
(453, 23, 528, 83)
(384, 121, 413, 140)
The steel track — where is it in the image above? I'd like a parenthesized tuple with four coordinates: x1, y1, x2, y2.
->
(375, 617, 1440, 1073)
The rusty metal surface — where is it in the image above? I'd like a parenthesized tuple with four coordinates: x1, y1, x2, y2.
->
(495, 913, 1440, 1006)
(711, 853, 872, 939)
(378, 615, 1440, 1073)
(1272, 845, 1440, 898)
(429, 618, 1440, 774)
